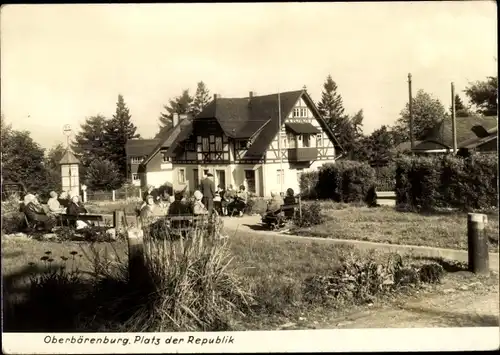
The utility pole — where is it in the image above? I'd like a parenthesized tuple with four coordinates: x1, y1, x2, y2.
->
(451, 82, 457, 154)
(408, 73, 415, 151)
(278, 91, 284, 195)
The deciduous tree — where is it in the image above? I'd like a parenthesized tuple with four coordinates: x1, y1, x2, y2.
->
(464, 76, 498, 116)
(393, 89, 447, 142)
(84, 158, 122, 191)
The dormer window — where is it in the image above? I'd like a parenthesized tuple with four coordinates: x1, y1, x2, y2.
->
(162, 152, 171, 163)
(237, 140, 249, 150)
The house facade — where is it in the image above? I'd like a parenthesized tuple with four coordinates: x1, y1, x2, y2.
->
(125, 139, 160, 186)
(135, 89, 341, 197)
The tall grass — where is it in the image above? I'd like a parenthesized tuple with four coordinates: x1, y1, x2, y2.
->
(134, 220, 252, 331)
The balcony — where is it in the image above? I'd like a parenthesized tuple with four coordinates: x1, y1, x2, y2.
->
(287, 147, 318, 162)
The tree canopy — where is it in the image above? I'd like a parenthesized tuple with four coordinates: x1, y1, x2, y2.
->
(464, 76, 498, 116)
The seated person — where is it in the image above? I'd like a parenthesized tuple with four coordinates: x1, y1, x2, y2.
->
(218, 185, 229, 216)
(167, 192, 193, 216)
(264, 191, 284, 216)
(228, 185, 248, 217)
(67, 195, 89, 230)
(192, 190, 209, 216)
(140, 194, 164, 225)
(47, 191, 65, 215)
(58, 191, 70, 209)
(213, 186, 222, 216)
(23, 194, 56, 232)
(282, 188, 297, 219)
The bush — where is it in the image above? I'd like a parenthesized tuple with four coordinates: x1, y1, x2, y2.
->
(293, 201, 324, 228)
(299, 171, 319, 199)
(245, 197, 268, 215)
(373, 164, 396, 191)
(395, 153, 498, 211)
(302, 252, 444, 308)
(1, 212, 26, 235)
(308, 161, 376, 203)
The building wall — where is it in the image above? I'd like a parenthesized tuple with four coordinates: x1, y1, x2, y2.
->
(140, 151, 173, 188)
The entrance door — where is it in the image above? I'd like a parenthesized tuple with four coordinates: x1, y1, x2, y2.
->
(244, 169, 256, 193)
(193, 169, 199, 191)
(216, 169, 226, 189)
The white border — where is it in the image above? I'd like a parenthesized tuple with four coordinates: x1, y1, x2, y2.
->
(2, 328, 500, 354)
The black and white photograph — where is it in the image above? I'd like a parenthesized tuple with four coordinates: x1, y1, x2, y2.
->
(1, 2, 498, 353)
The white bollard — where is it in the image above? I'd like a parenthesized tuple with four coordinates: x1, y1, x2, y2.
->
(112, 190, 116, 202)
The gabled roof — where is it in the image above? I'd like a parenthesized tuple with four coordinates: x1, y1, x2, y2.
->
(59, 149, 80, 165)
(125, 139, 160, 157)
(459, 126, 498, 149)
(423, 115, 498, 149)
(140, 118, 193, 167)
(194, 89, 342, 159)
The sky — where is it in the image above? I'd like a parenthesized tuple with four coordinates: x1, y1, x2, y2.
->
(1, 2, 497, 150)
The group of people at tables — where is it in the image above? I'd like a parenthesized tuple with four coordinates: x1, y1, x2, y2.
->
(138, 173, 298, 227)
(137, 177, 250, 225)
(21, 191, 90, 232)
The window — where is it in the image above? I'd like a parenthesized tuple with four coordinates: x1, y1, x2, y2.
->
(316, 133, 322, 147)
(185, 141, 195, 151)
(131, 156, 143, 164)
(215, 137, 223, 151)
(202, 137, 209, 151)
(277, 169, 284, 185)
(302, 134, 310, 148)
(237, 140, 248, 150)
(132, 173, 140, 181)
(292, 107, 308, 118)
(178, 169, 186, 183)
(162, 153, 170, 163)
(287, 132, 297, 149)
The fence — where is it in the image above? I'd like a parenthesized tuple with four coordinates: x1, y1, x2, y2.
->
(373, 165, 396, 191)
(85, 185, 142, 202)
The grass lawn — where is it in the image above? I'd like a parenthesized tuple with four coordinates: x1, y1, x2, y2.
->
(2, 230, 425, 331)
(293, 203, 499, 253)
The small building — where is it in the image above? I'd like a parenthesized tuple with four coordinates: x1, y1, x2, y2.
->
(125, 138, 160, 186)
(395, 115, 498, 155)
(135, 89, 342, 196)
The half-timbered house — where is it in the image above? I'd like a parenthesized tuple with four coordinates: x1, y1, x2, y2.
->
(137, 89, 342, 196)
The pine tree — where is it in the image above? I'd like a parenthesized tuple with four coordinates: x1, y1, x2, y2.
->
(156, 89, 194, 137)
(105, 94, 140, 184)
(191, 81, 211, 117)
(72, 115, 109, 168)
(450, 94, 470, 117)
(317, 75, 346, 126)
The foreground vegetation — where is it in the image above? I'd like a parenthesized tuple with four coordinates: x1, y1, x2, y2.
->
(2, 219, 458, 332)
(292, 202, 499, 253)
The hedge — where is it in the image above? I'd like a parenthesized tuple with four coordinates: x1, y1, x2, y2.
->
(395, 154, 498, 211)
(300, 161, 376, 203)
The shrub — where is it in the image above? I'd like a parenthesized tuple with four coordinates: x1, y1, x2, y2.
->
(299, 171, 319, 199)
(128, 221, 253, 331)
(245, 197, 268, 215)
(293, 201, 324, 228)
(373, 164, 396, 191)
(1, 212, 26, 235)
(395, 153, 498, 211)
(313, 161, 376, 203)
(302, 252, 444, 308)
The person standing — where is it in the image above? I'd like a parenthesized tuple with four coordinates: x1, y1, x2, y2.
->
(200, 172, 215, 216)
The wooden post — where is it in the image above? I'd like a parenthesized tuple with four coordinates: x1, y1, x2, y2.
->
(114, 210, 125, 231)
(467, 213, 489, 275)
(298, 195, 302, 219)
(112, 190, 116, 201)
(451, 82, 457, 154)
(127, 227, 146, 286)
(82, 190, 87, 203)
(408, 73, 415, 151)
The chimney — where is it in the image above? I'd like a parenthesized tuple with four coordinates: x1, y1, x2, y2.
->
(172, 113, 179, 127)
(213, 94, 218, 101)
(249, 91, 253, 98)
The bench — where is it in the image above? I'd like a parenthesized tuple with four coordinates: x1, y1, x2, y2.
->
(58, 214, 104, 227)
